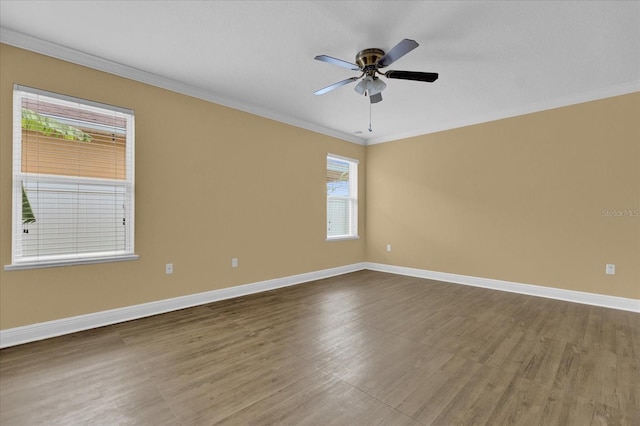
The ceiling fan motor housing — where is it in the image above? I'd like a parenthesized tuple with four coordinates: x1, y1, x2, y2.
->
(356, 48, 385, 75)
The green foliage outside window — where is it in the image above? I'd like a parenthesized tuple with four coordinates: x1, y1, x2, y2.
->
(22, 184, 36, 225)
(22, 108, 92, 142)
(20, 108, 93, 224)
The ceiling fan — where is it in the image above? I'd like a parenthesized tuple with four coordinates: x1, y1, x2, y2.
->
(313, 38, 438, 103)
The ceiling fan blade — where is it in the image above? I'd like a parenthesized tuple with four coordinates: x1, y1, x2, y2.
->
(378, 39, 419, 67)
(314, 55, 360, 70)
(384, 70, 439, 82)
(369, 93, 383, 104)
(313, 77, 359, 95)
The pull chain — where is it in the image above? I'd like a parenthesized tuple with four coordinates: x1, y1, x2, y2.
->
(368, 101, 373, 132)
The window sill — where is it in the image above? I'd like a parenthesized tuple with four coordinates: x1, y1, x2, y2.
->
(4, 254, 139, 271)
(326, 236, 360, 242)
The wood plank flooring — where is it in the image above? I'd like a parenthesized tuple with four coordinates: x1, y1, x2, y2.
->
(1, 270, 638, 425)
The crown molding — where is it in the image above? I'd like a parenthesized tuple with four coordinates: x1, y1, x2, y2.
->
(2, 27, 637, 148)
(0, 27, 366, 146)
(364, 80, 640, 145)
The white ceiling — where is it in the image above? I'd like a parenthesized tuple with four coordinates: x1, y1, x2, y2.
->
(1, 1, 639, 145)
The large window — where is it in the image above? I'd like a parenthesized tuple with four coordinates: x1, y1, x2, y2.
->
(326, 154, 358, 240)
(7, 85, 136, 270)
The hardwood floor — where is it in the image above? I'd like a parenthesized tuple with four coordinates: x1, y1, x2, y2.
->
(1, 270, 638, 425)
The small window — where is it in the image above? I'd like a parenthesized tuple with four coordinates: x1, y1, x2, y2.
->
(326, 154, 358, 240)
(7, 85, 137, 270)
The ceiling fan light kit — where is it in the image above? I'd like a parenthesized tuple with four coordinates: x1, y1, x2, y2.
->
(313, 38, 439, 104)
(354, 76, 387, 96)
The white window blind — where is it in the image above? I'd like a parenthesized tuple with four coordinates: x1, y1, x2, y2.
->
(7, 85, 136, 269)
(327, 154, 358, 239)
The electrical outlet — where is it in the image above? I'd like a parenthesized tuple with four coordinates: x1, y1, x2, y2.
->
(232, 258, 238, 268)
(605, 264, 615, 275)
(165, 263, 173, 275)
(386, 244, 392, 252)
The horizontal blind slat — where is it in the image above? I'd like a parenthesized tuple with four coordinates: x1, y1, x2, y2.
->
(14, 87, 135, 265)
(326, 154, 358, 238)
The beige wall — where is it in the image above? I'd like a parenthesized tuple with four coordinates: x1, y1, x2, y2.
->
(367, 92, 639, 299)
(1, 44, 638, 331)
(0, 44, 366, 329)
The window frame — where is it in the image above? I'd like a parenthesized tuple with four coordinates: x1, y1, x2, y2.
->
(5, 85, 138, 271)
(326, 153, 359, 241)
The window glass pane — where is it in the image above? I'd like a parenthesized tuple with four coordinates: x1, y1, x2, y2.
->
(326, 155, 357, 239)
(327, 198, 351, 237)
(21, 181, 126, 259)
(12, 85, 135, 268)
(21, 97, 127, 180)
(327, 158, 350, 197)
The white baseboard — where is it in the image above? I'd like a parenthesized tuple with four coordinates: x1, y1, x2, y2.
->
(3, 262, 638, 348)
(365, 262, 640, 313)
(0, 263, 367, 349)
